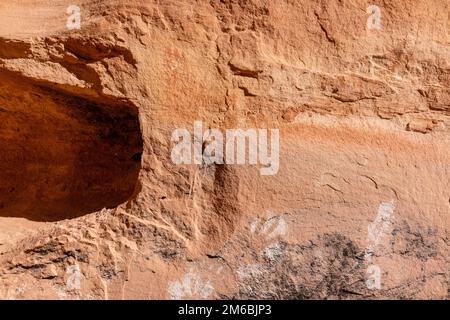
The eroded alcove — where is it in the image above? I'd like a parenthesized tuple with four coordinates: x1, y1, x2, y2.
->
(0, 73, 143, 222)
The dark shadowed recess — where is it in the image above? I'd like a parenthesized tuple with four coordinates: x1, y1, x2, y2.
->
(0, 74, 143, 222)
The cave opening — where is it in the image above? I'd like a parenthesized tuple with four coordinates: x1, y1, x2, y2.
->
(0, 74, 143, 222)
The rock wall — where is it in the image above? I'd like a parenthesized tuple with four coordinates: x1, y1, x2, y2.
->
(0, 0, 448, 299)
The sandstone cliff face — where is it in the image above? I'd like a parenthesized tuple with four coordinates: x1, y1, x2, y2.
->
(0, 0, 448, 299)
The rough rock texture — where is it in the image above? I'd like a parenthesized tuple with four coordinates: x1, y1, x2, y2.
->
(0, 0, 448, 299)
